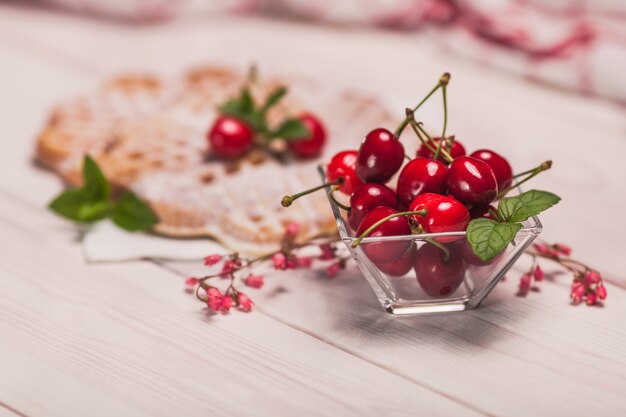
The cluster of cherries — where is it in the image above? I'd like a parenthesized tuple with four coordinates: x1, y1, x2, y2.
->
(208, 113, 326, 159)
(283, 73, 526, 298)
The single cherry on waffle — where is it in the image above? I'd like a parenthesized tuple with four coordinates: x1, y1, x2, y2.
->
(208, 116, 254, 159)
(288, 113, 327, 159)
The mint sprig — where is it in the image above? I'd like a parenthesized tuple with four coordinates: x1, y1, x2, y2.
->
(49, 156, 157, 232)
(467, 190, 561, 261)
(218, 85, 310, 141)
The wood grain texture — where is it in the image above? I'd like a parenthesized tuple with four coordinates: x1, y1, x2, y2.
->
(0, 2, 625, 416)
(0, 191, 481, 417)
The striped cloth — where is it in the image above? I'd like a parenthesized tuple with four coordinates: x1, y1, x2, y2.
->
(40, 0, 626, 103)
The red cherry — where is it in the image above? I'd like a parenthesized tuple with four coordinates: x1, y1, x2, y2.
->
(469, 204, 497, 220)
(208, 115, 254, 159)
(327, 150, 363, 195)
(469, 149, 513, 191)
(356, 128, 405, 183)
(409, 193, 470, 235)
(396, 157, 448, 207)
(416, 137, 466, 161)
(377, 243, 417, 277)
(356, 206, 411, 264)
(348, 183, 398, 231)
(446, 156, 498, 205)
(288, 113, 326, 158)
(414, 243, 466, 298)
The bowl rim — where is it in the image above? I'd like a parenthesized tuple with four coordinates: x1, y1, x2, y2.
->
(318, 166, 543, 244)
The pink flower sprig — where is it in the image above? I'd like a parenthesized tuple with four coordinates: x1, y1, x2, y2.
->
(523, 240, 607, 306)
(184, 223, 343, 314)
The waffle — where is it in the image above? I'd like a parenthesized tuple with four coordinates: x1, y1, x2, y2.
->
(36, 66, 393, 254)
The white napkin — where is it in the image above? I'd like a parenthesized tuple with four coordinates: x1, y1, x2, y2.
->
(82, 220, 228, 263)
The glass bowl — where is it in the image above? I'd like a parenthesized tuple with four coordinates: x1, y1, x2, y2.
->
(320, 168, 542, 315)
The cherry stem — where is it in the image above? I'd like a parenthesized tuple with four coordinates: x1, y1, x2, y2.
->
(329, 186, 351, 211)
(351, 210, 427, 248)
(409, 118, 453, 162)
(433, 84, 448, 161)
(497, 160, 552, 198)
(394, 72, 450, 137)
(489, 208, 504, 223)
(282, 178, 343, 207)
(425, 238, 451, 262)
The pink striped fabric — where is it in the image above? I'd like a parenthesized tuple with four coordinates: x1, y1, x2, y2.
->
(40, 0, 626, 103)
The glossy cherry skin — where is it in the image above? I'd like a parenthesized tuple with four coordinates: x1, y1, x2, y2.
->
(208, 115, 254, 159)
(396, 157, 448, 207)
(469, 204, 497, 220)
(356, 128, 405, 183)
(348, 183, 398, 231)
(469, 149, 513, 191)
(327, 150, 363, 195)
(414, 243, 466, 298)
(446, 156, 498, 205)
(377, 243, 417, 277)
(288, 113, 326, 158)
(409, 193, 470, 236)
(356, 206, 412, 264)
(416, 137, 466, 161)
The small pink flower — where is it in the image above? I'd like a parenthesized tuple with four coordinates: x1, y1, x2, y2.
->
(570, 282, 585, 304)
(533, 265, 544, 282)
(220, 295, 233, 312)
(286, 259, 297, 269)
(326, 261, 342, 278)
(222, 259, 241, 275)
(533, 243, 550, 255)
(586, 292, 597, 306)
(554, 243, 572, 256)
(244, 274, 264, 289)
(296, 256, 313, 268)
(596, 285, 607, 300)
(204, 254, 223, 266)
(185, 277, 199, 287)
(319, 244, 336, 260)
(518, 273, 532, 296)
(285, 222, 300, 236)
(273, 252, 288, 270)
(238, 293, 254, 312)
(206, 288, 223, 311)
(584, 271, 601, 287)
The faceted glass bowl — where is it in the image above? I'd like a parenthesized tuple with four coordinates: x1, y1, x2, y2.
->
(320, 168, 542, 315)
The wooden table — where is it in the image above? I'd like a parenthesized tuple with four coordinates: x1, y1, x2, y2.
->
(1, 3, 625, 416)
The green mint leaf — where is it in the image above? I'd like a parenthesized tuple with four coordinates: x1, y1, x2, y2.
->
(110, 192, 158, 232)
(467, 218, 522, 261)
(82, 155, 109, 201)
(261, 86, 287, 112)
(498, 190, 561, 223)
(239, 111, 266, 133)
(239, 87, 255, 113)
(219, 99, 245, 116)
(49, 188, 109, 222)
(271, 118, 310, 140)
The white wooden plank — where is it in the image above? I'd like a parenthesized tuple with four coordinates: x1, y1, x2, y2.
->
(0, 190, 482, 417)
(162, 257, 626, 417)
